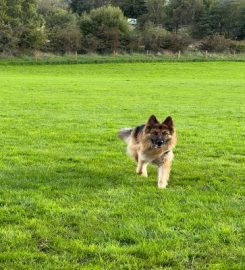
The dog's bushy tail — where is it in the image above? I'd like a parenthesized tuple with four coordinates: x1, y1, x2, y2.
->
(118, 128, 133, 144)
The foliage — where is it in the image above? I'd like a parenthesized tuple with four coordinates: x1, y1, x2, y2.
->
(167, 32, 192, 52)
(199, 35, 234, 52)
(141, 22, 192, 52)
(0, 24, 18, 54)
(69, 0, 111, 14)
(192, 0, 245, 40)
(38, 1, 81, 53)
(80, 5, 131, 53)
(0, 0, 46, 54)
(232, 40, 245, 53)
(144, 0, 167, 26)
(165, 0, 202, 33)
(113, 0, 147, 18)
(0, 52, 245, 66)
(141, 22, 171, 51)
(69, 0, 148, 18)
(48, 25, 82, 53)
(0, 0, 244, 55)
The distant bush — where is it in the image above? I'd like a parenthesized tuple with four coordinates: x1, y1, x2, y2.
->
(0, 1, 46, 55)
(141, 23, 192, 52)
(80, 5, 131, 53)
(231, 40, 245, 53)
(166, 33, 192, 52)
(0, 25, 18, 55)
(38, 4, 81, 54)
(141, 22, 171, 52)
(124, 31, 143, 53)
(199, 35, 234, 52)
(49, 26, 82, 54)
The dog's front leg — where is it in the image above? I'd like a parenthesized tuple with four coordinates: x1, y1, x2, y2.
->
(158, 152, 174, 189)
(136, 159, 148, 177)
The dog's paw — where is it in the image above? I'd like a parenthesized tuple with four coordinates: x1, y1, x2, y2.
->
(136, 171, 148, 177)
(158, 181, 167, 189)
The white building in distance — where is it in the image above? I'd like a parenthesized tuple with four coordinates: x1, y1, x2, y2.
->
(127, 18, 137, 27)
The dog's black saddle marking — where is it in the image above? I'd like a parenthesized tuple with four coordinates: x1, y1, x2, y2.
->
(134, 125, 145, 142)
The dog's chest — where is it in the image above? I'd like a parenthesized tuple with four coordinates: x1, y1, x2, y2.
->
(151, 152, 170, 166)
(141, 149, 170, 166)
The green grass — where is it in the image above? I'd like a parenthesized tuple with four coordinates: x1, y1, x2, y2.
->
(0, 62, 244, 269)
(0, 52, 245, 66)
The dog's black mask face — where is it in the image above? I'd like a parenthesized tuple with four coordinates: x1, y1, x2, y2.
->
(145, 115, 174, 149)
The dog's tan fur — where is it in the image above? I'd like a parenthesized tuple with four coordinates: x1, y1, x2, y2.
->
(119, 115, 177, 189)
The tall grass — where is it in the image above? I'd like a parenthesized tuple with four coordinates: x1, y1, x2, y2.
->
(0, 52, 245, 65)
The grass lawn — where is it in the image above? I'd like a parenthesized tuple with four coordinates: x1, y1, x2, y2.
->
(0, 62, 244, 269)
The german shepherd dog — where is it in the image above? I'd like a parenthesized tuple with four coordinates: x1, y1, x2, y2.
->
(118, 115, 177, 189)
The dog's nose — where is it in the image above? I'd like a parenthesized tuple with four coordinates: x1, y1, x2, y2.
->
(157, 141, 163, 146)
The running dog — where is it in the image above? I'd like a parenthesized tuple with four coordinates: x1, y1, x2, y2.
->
(118, 115, 177, 189)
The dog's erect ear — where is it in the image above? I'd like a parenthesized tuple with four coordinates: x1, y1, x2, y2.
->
(147, 115, 159, 126)
(162, 116, 174, 132)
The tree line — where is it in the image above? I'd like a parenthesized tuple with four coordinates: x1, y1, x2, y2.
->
(0, 0, 244, 56)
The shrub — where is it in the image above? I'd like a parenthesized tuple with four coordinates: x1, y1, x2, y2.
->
(199, 35, 234, 52)
(0, 24, 18, 55)
(170, 33, 192, 52)
(80, 5, 131, 53)
(231, 40, 245, 53)
(124, 31, 143, 53)
(49, 25, 81, 54)
(141, 22, 192, 52)
(141, 22, 171, 52)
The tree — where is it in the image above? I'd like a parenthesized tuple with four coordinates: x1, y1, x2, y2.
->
(0, 0, 46, 54)
(199, 34, 234, 52)
(144, 0, 166, 26)
(142, 22, 169, 51)
(80, 5, 131, 53)
(166, 0, 203, 33)
(192, 0, 245, 39)
(217, 0, 245, 40)
(235, 1, 245, 40)
(112, 0, 147, 18)
(50, 25, 81, 53)
(0, 0, 8, 25)
(70, 0, 148, 18)
(0, 24, 19, 54)
(192, 1, 215, 38)
(141, 21, 191, 52)
(70, 0, 111, 14)
(38, 1, 81, 53)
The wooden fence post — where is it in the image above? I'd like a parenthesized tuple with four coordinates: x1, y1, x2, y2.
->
(34, 50, 40, 62)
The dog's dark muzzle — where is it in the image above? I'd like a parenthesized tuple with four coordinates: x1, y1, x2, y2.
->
(151, 138, 167, 148)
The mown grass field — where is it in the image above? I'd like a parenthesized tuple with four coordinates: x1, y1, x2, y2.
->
(0, 62, 244, 269)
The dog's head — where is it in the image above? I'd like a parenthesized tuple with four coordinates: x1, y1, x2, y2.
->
(145, 115, 174, 149)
